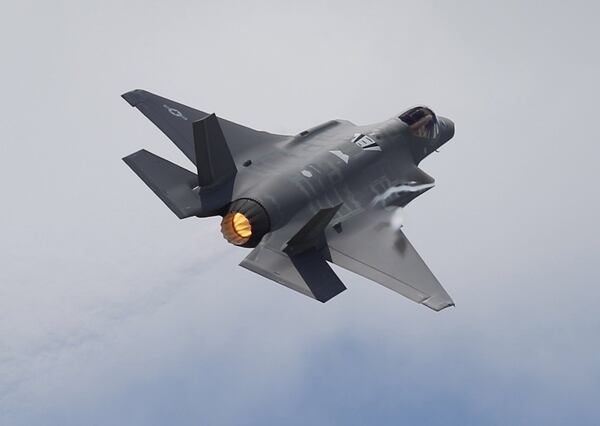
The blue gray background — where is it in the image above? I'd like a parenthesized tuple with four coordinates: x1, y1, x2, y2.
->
(1, 1, 599, 424)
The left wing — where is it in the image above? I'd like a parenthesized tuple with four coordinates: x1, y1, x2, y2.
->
(122, 89, 289, 165)
(325, 208, 454, 311)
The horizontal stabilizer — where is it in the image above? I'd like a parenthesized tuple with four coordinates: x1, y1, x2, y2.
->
(240, 245, 346, 302)
(240, 206, 346, 302)
(123, 149, 203, 219)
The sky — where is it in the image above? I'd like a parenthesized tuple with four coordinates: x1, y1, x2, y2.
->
(1, 0, 599, 424)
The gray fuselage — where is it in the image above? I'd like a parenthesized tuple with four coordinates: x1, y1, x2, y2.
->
(231, 115, 454, 231)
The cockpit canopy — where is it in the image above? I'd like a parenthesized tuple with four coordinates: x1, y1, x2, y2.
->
(399, 106, 439, 139)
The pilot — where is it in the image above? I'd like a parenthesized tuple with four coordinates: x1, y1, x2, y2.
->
(400, 106, 439, 139)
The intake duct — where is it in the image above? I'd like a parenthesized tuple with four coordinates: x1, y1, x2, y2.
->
(220, 198, 270, 248)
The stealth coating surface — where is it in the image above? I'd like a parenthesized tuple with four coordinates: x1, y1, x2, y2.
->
(122, 88, 456, 311)
(122, 89, 289, 166)
(326, 208, 454, 311)
(192, 114, 237, 187)
(122, 149, 203, 219)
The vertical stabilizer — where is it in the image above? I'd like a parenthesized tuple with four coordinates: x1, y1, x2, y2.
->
(192, 114, 237, 187)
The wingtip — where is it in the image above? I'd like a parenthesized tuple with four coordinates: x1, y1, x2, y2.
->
(121, 89, 147, 107)
(423, 294, 455, 312)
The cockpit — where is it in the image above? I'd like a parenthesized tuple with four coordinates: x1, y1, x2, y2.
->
(399, 106, 439, 139)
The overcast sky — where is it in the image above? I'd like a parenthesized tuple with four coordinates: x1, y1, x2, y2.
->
(1, 1, 599, 425)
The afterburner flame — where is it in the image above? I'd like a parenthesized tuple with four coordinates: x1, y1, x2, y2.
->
(232, 212, 252, 238)
(221, 211, 252, 245)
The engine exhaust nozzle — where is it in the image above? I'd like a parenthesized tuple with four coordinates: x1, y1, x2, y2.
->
(220, 198, 270, 248)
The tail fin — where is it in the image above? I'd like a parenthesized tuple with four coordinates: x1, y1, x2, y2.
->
(123, 114, 240, 218)
(240, 245, 346, 302)
(193, 114, 237, 187)
(123, 150, 203, 219)
(240, 205, 347, 303)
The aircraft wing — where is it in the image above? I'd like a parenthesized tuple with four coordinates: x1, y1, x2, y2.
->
(325, 208, 454, 311)
(122, 89, 289, 165)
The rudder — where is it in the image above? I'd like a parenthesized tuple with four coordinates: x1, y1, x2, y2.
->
(192, 114, 237, 187)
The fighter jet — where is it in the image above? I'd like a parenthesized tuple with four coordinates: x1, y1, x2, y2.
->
(122, 89, 455, 311)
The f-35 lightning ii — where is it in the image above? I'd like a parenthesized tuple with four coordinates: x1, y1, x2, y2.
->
(122, 89, 455, 311)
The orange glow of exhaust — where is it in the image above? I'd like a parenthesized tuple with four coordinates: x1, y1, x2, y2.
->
(232, 212, 252, 238)
(221, 211, 252, 245)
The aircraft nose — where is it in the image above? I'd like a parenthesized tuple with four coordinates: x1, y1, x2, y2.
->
(438, 117, 455, 142)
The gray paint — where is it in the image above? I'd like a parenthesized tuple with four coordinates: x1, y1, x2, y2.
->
(123, 90, 454, 310)
(2, 1, 600, 424)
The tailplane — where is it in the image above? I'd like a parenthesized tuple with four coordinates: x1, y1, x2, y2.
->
(123, 113, 237, 218)
(123, 149, 202, 219)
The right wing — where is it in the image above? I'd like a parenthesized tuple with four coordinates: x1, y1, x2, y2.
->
(326, 208, 454, 311)
(122, 89, 289, 165)
(239, 204, 453, 310)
